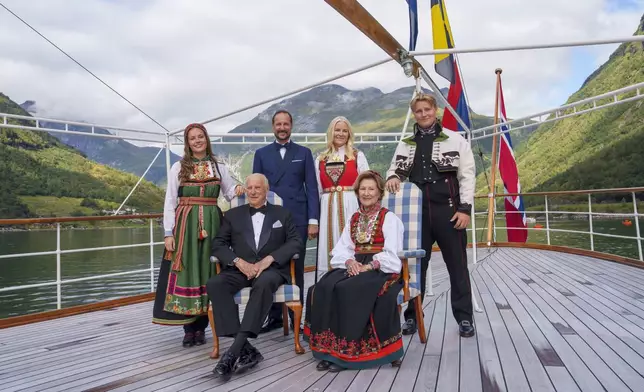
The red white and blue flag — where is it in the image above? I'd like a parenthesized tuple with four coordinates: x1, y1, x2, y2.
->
(430, 0, 471, 133)
(496, 79, 528, 242)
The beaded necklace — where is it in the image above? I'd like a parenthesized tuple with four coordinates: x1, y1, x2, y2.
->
(355, 202, 382, 244)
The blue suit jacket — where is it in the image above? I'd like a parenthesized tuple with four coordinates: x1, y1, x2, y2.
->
(253, 141, 319, 227)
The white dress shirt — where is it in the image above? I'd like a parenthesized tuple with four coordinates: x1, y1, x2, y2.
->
(250, 206, 266, 248)
(276, 140, 289, 159)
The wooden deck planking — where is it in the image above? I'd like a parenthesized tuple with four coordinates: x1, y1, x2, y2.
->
(478, 256, 606, 392)
(532, 250, 644, 320)
(303, 372, 337, 392)
(474, 266, 531, 391)
(0, 320, 179, 372)
(435, 294, 461, 392)
(494, 249, 644, 391)
(322, 369, 358, 391)
(477, 259, 559, 392)
(1, 328, 182, 386)
(494, 252, 635, 391)
(554, 252, 644, 299)
(2, 248, 644, 391)
(498, 251, 644, 390)
(525, 249, 644, 306)
(117, 341, 297, 392)
(478, 254, 602, 391)
(391, 298, 436, 391)
(17, 334, 211, 392)
(209, 357, 316, 392)
(145, 339, 302, 392)
(529, 251, 644, 344)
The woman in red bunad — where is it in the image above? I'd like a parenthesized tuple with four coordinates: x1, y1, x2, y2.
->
(314, 116, 369, 281)
(304, 171, 405, 372)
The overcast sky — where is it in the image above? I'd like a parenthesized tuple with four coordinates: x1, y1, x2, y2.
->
(0, 0, 642, 140)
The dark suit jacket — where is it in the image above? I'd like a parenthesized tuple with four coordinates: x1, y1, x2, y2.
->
(211, 202, 302, 283)
(252, 141, 319, 227)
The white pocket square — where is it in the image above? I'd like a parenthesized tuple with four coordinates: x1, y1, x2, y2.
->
(272, 220, 283, 228)
(291, 159, 303, 162)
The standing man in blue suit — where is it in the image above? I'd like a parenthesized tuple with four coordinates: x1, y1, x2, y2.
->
(253, 109, 319, 332)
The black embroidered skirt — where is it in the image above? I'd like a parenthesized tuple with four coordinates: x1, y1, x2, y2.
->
(303, 259, 404, 369)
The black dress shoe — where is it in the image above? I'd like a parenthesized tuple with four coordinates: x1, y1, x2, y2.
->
(459, 320, 475, 337)
(182, 332, 195, 347)
(213, 352, 238, 382)
(260, 317, 283, 334)
(194, 330, 206, 346)
(328, 363, 345, 373)
(234, 342, 264, 374)
(402, 318, 417, 335)
(316, 360, 331, 371)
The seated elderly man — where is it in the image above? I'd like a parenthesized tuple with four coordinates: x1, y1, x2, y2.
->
(207, 173, 302, 381)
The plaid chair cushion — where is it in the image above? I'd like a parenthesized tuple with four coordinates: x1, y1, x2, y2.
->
(398, 287, 422, 304)
(398, 250, 426, 259)
(382, 183, 424, 305)
(234, 284, 301, 305)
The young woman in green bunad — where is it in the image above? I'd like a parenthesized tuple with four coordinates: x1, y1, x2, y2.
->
(153, 123, 244, 347)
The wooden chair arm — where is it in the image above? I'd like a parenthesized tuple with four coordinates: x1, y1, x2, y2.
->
(401, 258, 410, 302)
(210, 255, 221, 274)
(290, 254, 299, 286)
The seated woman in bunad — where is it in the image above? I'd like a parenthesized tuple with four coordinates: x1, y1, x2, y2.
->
(304, 170, 405, 372)
(314, 116, 369, 281)
(152, 122, 244, 347)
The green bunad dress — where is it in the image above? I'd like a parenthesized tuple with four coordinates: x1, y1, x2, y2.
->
(152, 157, 238, 330)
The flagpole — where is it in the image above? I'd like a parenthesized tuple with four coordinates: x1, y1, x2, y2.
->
(486, 68, 502, 246)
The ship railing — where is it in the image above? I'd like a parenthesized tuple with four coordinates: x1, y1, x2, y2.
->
(0, 213, 318, 312)
(0, 187, 641, 315)
(473, 187, 643, 262)
(0, 214, 164, 310)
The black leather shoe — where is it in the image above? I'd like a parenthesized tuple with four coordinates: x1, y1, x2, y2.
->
(401, 318, 417, 335)
(182, 332, 195, 347)
(260, 317, 283, 334)
(459, 320, 475, 337)
(328, 363, 345, 373)
(316, 360, 331, 371)
(234, 342, 264, 374)
(194, 330, 206, 346)
(213, 352, 238, 382)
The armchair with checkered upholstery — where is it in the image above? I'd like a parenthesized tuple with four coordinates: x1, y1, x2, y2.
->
(207, 191, 305, 359)
(382, 182, 428, 343)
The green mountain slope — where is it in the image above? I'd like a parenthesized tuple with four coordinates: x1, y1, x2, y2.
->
(0, 93, 165, 219)
(510, 15, 644, 199)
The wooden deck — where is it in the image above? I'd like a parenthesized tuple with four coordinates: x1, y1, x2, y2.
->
(1, 248, 644, 391)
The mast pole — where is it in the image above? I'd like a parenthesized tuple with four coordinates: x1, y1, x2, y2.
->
(486, 68, 503, 246)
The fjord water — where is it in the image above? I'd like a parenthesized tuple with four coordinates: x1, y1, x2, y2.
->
(0, 218, 641, 319)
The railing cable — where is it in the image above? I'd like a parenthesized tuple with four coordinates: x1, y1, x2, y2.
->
(0, 2, 169, 133)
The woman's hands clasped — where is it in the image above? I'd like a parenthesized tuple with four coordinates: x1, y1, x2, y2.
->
(346, 260, 361, 276)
